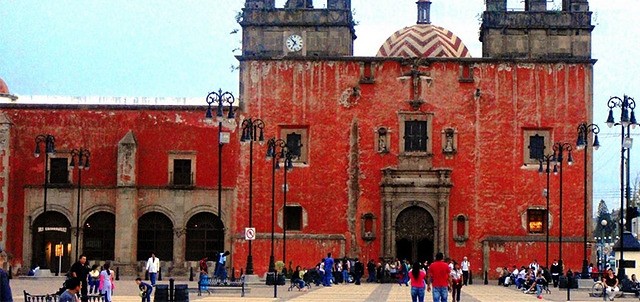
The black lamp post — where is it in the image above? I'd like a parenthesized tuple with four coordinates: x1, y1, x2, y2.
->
(240, 118, 265, 275)
(266, 138, 288, 297)
(34, 134, 56, 269)
(576, 123, 600, 278)
(552, 142, 573, 271)
(281, 150, 294, 267)
(69, 148, 90, 261)
(606, 94, 637, 278)
(539, 153, 554, 269)
(205, 89, 235, 225)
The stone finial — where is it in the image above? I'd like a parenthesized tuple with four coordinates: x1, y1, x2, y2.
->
(244, 0, 275, 9)
(117, 130, 138, 187)
(285, 0, 313, 9)
(417, 0, 432, 24)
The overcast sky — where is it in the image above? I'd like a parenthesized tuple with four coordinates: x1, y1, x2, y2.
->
(1, 0, 639, 214)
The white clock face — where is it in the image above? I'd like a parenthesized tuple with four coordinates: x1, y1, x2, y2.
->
(286, 34, 303, 52)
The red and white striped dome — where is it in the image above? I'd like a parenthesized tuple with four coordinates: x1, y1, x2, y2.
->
(377, 24, 471, 58)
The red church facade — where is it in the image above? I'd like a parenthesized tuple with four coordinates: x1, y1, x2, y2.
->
(0, 0, 596, 278)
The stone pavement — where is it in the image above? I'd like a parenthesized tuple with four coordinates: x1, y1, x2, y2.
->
(11, 277, 640, 301)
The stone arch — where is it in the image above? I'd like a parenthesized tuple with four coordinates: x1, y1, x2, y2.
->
(184, 212, 224, 261)
(394, 205, 436, 263)
(138, 204, 177, 227)
(31, 211, 72, 273)
(83, 204, 116, 222)
(137, 211, 174, 261)
(30, 204, 73, 226)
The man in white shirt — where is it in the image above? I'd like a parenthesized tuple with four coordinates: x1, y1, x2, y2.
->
(461, 256, 470, 286)
(146, 252, 160, 286)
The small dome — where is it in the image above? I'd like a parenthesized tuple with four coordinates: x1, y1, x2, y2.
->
(377, 24, 471, 58)
(0, 78, 8, 94)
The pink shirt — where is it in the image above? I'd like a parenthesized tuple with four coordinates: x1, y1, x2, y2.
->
(409, 269, 427, 288)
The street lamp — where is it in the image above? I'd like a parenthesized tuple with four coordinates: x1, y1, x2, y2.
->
(576, 123, 600, 278)
(34, 134, 56, 269)
(606, 94, 638, 278)
(240, 118, 265, 275)
(265, 138, 290, 297)
(539, 153, 554, 268)
(552, 142, 573, 271)
(69, 148, 90, 261)
(204, 89, 235, 225)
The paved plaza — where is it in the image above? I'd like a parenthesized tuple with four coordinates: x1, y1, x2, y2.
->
(13, 277, 640, 301)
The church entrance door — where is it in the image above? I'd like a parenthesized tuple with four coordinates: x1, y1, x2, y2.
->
(395, 206, 435, 263)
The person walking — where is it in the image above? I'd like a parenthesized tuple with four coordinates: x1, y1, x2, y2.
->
(461, 256, 470, 286)
(341, 258, 351, 284)
(409, 261, 427, 302)
(99, 261, 115, 302)
(0, 250, 13, 302)
(69, 254, 90, 301)
(450, 262, 463, 302)
(323, 253, 334, 286)
(353, 258, 364, 285)
(145, 253, 159, 286)
(215, 251, 230, 284)
(427, 252, 451, 302)
(367, 259, 376, 283)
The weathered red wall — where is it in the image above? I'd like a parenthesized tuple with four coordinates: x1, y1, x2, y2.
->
(234, 58, 593, 277)
(3, 106, 239, 265)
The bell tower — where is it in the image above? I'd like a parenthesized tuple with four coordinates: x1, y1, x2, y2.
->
(480, 0, 593, 59)
(239, 0, 356, 58)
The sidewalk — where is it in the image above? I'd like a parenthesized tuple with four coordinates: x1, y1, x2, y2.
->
(12, 277, 640, 301)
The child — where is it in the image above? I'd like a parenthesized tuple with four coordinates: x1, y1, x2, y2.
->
(135, 278, 153, 302)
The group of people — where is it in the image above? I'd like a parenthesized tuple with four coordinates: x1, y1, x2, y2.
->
(406, 252, 472, 302)
(198, 250, 231, 287)
(58, 252, 160, 302)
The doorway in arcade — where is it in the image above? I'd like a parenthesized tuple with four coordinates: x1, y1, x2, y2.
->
(32, 211, 71, 273)
(395, 206, 435, 263)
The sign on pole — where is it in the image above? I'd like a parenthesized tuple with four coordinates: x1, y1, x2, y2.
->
(245, 227, 256, 241)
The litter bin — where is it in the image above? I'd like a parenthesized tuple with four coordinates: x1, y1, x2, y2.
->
(266, 272, 276, 285)
(174, 284, 189, 302)
(154, 284, 169, 302)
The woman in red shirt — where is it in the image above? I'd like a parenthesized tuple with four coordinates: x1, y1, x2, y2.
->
(409, 261, 427, 302)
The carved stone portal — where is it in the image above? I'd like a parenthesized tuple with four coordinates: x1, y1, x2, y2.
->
(381, 167, 452, 261)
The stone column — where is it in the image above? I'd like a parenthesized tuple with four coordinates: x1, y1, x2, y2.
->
(0, 113, 11, 255)
(115, 131, 138, 274)
(172, 227, 186, 275)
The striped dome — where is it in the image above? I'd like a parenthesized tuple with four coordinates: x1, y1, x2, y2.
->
(377, 24, 471, 58)
(0, 78, 8, 94)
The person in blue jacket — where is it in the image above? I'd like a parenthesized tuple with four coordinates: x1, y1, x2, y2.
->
(323, 253, 334, 286)
(135, 278, 153, 302)
(0, 249, 13, 302)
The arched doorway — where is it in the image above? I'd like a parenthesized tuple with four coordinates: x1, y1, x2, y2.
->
(83, 212, 115, 261)
(395, 206, 435, 263)
(185, 212, 224, 261)
(32, 211, 71, 272)
(137, 212, 174, 261)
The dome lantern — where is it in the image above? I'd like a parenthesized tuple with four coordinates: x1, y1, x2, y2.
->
(417, 0, 432, 25)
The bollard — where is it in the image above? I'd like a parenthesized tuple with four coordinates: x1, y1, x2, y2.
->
(145, 270, 149, 281)
(8, 266, 11, 279)
(231, 267, 236, 282)
(115, 267, 120, 281)
(483, 270, 488, 285)
(566, 274, 571, 301)
(158, 267, 163, 281)
(169, 278, 175, 302)
(189, 267, 194, 281)
(469, 270, 472, 285)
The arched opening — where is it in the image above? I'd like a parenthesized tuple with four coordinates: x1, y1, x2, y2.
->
(395, 206, 434, 263)
(32, 211, 71, 272)
(137, 212, 174, 261)
(185, 212, 224, 261)
(83, 212, 115, 261)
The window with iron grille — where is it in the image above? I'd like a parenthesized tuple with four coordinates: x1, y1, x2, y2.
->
(523, 130, 550, 165)
(172, 159, 192, 186)
(404, 120, 428, 152)
(285, 206, 302, 231)
(49, 158, 69, 184)
(286, 132, 302, 158)
(528, 134, 545, 161)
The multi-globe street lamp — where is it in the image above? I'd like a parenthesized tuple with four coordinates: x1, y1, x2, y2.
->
(606, 94, 638, 278)
(69, 148, 90, 261)
(240, 118, 265, 275)
(34, 134, 56, 269)
(576, 123, 600, 278)
(538, 153, 555, 268)
(204, 89, 236, 224)
(552, 142, 573, 270)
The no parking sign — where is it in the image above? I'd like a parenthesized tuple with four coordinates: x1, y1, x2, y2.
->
(245, 227, 256, 240)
